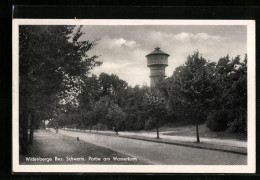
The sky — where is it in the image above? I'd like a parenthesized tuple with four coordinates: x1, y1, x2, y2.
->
(80, 25, 247, 87)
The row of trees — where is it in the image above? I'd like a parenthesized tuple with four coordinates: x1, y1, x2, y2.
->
(20, 25, 247, 154)
(19, 25, 101, 154)
(51, 73, 146, 132)
(162, 52, 247, 142)
(51, 51, 247, 142)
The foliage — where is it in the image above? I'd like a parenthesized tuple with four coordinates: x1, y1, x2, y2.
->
(20, 25, 101, 115)
(214, 55, 247, 133)
(60, 51, 247, 136)
(145, 88, 167, 138)
(78, 75, 100, 109)
(144, 117, 156, 131)
(206, 110, 229, 131)
(19, 25, 101, 152)
(76, 74, 149, 131)
(122, 86, 149, 130)
(96, 123, 108, 131)
(165, 52, 247, 135)
(167, 51, 216, 123)
(227, 107, 247, 133)
(166, 51, 226, 142)
(93, 96, 111, 123)
(145, 88, 167, 119)
(107, 103, 127, 131)
(99, 73, 128, 97)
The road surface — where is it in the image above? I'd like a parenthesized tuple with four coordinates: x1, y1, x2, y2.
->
(63, 128, 247, 148)
(54, 129, 246, 165)
(20, 130, 146, 165)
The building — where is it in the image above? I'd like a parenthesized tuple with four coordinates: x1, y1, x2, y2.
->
(146, 47, 170, 87)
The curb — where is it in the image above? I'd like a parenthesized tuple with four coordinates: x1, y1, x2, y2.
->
(118, 135, 247, 155)
(61, 129, 247, 155)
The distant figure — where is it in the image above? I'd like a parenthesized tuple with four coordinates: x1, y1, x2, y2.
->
(77, 137, 79, 141)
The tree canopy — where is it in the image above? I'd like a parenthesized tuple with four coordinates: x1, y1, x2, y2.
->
(48, 51, 247, 140)
(19, 25, 101, 153)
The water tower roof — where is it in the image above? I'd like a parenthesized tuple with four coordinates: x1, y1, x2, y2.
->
(146, 47, 169, 57)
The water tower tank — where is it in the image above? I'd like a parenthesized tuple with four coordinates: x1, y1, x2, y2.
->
(146, 47, 169, 87)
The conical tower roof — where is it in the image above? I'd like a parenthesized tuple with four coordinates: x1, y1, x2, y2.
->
(146, 47, 169, 57)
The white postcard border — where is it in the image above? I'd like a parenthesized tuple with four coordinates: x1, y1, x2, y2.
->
(12, 19, 256, 173)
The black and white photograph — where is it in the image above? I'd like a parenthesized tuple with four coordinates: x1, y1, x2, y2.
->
(12, 19, 255, 173)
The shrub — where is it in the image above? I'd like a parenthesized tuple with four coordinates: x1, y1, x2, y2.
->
(133, 116, 145, 130)
(144, 117, 156, 131)
(87, 125, 93, 131)
(96, 123, 108, 131)
(206, 110, 229, 131)
(92, 125, 97, 131)
(227, 108, 247, 133)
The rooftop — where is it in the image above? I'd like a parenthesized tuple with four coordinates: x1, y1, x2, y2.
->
(146, 47, 169, 57)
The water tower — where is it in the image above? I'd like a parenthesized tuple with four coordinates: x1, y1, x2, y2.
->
(146, 47, 170, 87)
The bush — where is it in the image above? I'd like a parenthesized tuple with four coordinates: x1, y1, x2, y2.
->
(96, 123, 108, 131)
(92, 125, 98, 131)
(206, 110, 229, 132)
(87, 125, 93, 131)
(144, 117, 156, 131)
(227, 108, 247, 133)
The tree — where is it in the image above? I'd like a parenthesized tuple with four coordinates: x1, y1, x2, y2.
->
(145, 88, 167, 138)
(214, 55, 247, 133)
(167, 51, 215, 142)
(92, 96, 111, 131)
(120, 85, 149, 131)
(19, 25, 101, 153)
(76, 73, 129, 131)
(85, 110, 96, 132)
(107, 103, 127, 134)
(98, 73, 128, 97)
(78, 74, 101, 109)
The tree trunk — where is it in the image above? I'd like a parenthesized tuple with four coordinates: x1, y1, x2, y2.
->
(156, 119, 159, 139)
(29, 112, 34, 145)
(21, 111, 28, 154)
(196, 123, 200, 143)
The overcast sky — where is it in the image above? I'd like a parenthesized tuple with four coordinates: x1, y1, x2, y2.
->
(80, 25, 247, 87)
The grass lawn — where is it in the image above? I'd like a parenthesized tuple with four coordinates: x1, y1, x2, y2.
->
(158, 124, 247, 141)
(20, 129, 147, 165)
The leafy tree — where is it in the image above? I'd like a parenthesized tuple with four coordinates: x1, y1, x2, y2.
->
(92, 96, 111, 130)
(145, 88, 167, 138)
(78, 74, 101, 109)
(120, 85, 149, 131)
(19, 25, 101, 153)
(84, 110, 96, 132)
(98, 73, 128, 97)
(107, 103, 127, 134)
(215, 55, 247, 133)
(144, 117, 156, 131)
(167, 51, 215, 142)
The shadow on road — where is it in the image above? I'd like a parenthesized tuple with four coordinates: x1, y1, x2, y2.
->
(19, 129, 148, 165)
